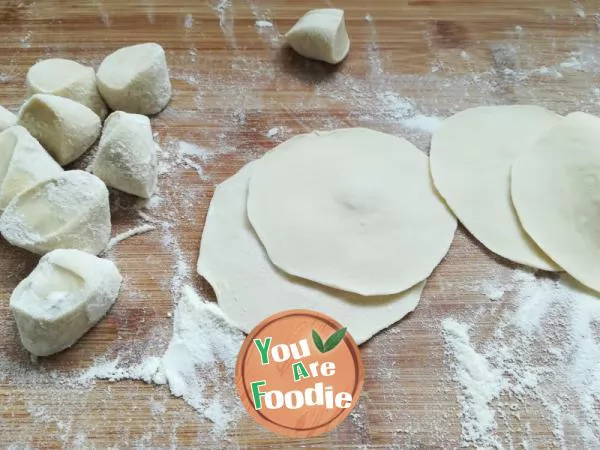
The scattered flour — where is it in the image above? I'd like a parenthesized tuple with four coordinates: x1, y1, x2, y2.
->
(255, 20, 273, 29)
(104, 224, 157, 252)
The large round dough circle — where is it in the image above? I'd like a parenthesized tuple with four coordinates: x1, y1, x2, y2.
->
(511, 112, 600, 294)
(430, 105, 561, 271)
(246, 128, 457, 296)
(197, 161, 425, 345)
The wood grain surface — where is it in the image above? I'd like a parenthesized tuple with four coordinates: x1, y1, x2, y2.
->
(1, 0, 599, 448)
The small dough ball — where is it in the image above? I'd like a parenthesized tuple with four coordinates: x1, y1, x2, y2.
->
(10, 249, 122, 356)
(0, 105, 17, 132)
(511, 112, 600, 294)
(26, 58, 108, 120)
(285, 9, 350, 64)
(18, 94, 101, 165)
(90, 111, 158, 198)
(97, 43, 172, 115)
(198, 161, 426, 345)
(247, 128, 457, 296)
(0, 170, 111, 255)
(0, 125, 63, 211)
(430, 105, 561, 271)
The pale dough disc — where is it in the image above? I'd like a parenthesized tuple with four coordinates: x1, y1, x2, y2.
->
(430, 105, 561, 271)
(198, 161, 425, 345)
(247, 128, 457, 296)
(511, 112, 600, 294)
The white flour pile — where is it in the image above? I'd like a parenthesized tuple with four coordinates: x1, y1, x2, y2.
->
(443, 269, 600, 448)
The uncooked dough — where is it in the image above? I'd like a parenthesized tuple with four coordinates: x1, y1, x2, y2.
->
(18, 94, 101, 165)
(511, 112, 600, 293)
(285, 9, 350, 64)
(0, 170, 111, 255)
(0, 105, 17, 132)
(247, 128, 457, 296)
(96, 43, 172, 115)
(430, 105, 561, 271)
(10, 249, 122, 356)
(26, 58, 108, 119)
(198, 161, 425, 344)
(90, 111, 158, 198)
(0, 125, 63, 211)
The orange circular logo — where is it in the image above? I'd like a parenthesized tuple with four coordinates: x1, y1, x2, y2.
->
(235, 309, 364, 437)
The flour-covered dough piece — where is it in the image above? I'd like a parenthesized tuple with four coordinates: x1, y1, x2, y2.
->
(511, 112, 600, 294)
(10, 249, 122, 356)
(18, 94, 101, 165)
(0, 126, 63, 211)
(90, 111, 158, 198)
(285, 9, 350, 64)
(247, 128, 456, 296)
(26, 58, 108, 119)
(430, 106, 561, 271)
(0, 170, 111, 255)
(0, 106, 17, 132)
(199, 161, 425, 344)
(97, 43, 172, 115)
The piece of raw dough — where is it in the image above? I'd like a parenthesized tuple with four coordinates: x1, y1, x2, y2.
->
(285, 9, 350, 64)
(0, 125, 63, 211)
(18, 94, 101, 165)
(10, 249, 122, 356)
(511, 112, 600, 293)
(90, 111, 158, 198)
(430, 105, 561, 271)
(198, 161, 425, 344)
(0, 105, 17, 132)
(96, 43, 172, 115)
(247, 128, 456, 296)
(0, 170, 111, 255)
(26, 58, 108, 119)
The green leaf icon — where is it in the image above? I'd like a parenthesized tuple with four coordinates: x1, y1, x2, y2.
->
(312, 329, 325, 352)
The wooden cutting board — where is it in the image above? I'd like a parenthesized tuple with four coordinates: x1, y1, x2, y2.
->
(1, 0, 599, 447)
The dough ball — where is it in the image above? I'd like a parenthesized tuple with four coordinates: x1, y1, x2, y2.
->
(198, 161, 425, 345)
(26, 58, 108, 120)
(18, 94, 101, 165)
(511, 112, 600, 293)
(0, 105, 17, 132)
(96, 43, 172, 115)
(247, 128, 457, 296)
(0, 125, 63, 211)
(10, 249, 122, 356)
(90, 111, 158, 198)
(285, 8, 350, 64)
(0, 170, 111, 255)
(430, 106, 561, 271)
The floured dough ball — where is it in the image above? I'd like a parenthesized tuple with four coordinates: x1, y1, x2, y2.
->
(0, 105, 17, 132)
(511, 112, 600, 294)
(90, 111, 158, 198)
(26, 58, 108, 119)
(285, 9, 350, 64)
(96, 43, 172, 115)
(18, 94, 101, 165)
(0, 125, 63, 211)
(198, 161, 426, 344)
(0, 170, 111, 255)
(10, 249, 122, 356)
(247, 128, 457, 296)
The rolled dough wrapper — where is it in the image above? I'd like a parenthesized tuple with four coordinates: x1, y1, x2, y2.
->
(0, 125, 63, 211)
(285, 9, 350, 64)
(198, 161, 426, 345)
(96, 43, 172, 115)
(18, 94, 101, 165)
(90, 111, 158, 198)
(0, 105, 17, 132)
(10, 249, 122, 356)
(0, 170, 111, 255)
(26, 58, 108, 120)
